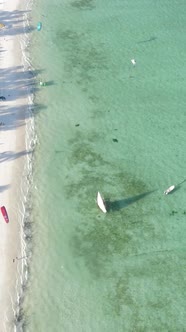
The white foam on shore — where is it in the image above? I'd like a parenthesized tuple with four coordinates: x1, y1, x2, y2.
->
(13, 0, 38, 331)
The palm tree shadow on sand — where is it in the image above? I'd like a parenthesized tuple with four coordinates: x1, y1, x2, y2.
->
(105, 190, 156, 212)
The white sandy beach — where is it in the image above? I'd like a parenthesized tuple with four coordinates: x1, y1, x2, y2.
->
(0, 0, 32, 330)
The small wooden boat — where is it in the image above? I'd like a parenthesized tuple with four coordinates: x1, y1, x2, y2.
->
(1, 206, 9, 223)
(97, 192, 107, 213)
(164, 185, 175, 195)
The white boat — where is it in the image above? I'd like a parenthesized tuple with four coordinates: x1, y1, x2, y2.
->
(164, 185, 175, 195)
(131, 58, 136, 66)
(97, 192, 107, 213)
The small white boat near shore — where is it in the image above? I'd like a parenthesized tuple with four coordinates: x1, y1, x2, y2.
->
(131, 58, 136, 66)
(97, 192, 107, 213)
(164, 185, 175, 195)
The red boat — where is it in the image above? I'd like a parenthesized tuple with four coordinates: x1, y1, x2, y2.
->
(1, 206, 9, 223)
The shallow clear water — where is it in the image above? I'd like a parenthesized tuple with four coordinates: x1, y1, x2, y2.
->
(22, 0, 186, 330)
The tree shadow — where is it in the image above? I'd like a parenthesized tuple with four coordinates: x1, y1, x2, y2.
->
(0, 9, 35, 36)
(105, 190, 156, 212)
(0, 103, 46, 132)
(0, 64, 48, 132)
(0, 67, 43, 101)
(0, 149, 33, 163)
(0, 184, 10, 193)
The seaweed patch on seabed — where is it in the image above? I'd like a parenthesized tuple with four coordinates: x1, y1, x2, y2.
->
(70, 181, 157, 320)
(67, 140, 153, 276)
(56, 28, 108, 87)
(67, 134, 106, 169)
(70, 0, 95, 10)
(65, 132, 160, 320)
(106, 274, 144, 319)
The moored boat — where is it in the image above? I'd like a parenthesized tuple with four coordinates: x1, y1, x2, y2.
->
(97, 192, 107, 213)
(1, 206, 9, 223)
(164, 185, 175, 195)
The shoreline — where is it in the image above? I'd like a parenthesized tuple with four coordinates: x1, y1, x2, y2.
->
(0, 0, 34, 330)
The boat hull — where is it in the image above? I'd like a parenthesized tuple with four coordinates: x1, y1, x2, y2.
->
(1, 206, 9, 223)
(97, 192, 107, 213)
(164, 185, 175, 195)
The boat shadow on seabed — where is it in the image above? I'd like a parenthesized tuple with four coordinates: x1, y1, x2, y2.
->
(105, 190, 156, 212)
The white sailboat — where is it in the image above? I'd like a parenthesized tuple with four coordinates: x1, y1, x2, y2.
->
(164, 185, 175, 195)
(97, 192, 107, 213)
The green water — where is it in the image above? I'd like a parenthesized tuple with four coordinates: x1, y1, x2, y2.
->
(22, 0, 186, 331)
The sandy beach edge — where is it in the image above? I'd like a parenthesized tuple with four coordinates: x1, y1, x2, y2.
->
(0, 0, 34, 330)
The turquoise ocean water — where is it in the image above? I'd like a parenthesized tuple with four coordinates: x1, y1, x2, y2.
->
(20, 0, 186, 331)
